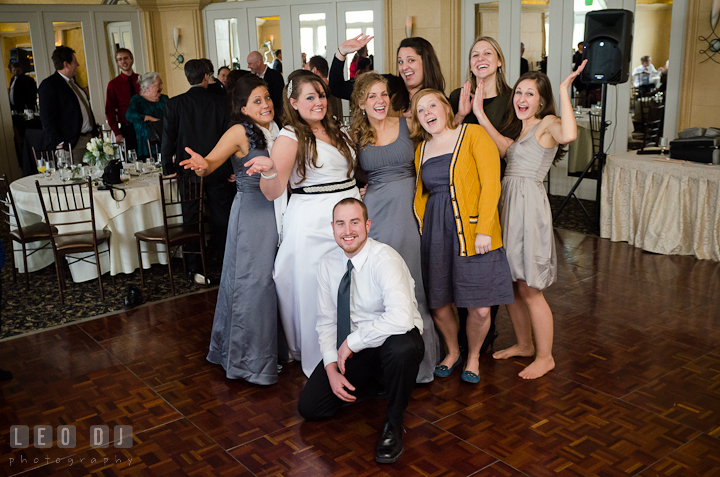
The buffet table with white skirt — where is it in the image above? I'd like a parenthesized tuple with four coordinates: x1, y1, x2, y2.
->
(600, 151, 720, 261)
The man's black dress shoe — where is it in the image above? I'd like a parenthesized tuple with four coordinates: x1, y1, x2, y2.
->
(375, 422, 403, 464)
(0, 368, 13, 381)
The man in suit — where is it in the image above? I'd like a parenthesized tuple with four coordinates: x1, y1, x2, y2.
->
(38, 46, 98, 161)
(520, 42, 529, 76)
(8, 62, 37, 111)
(202, 59, 226, 96)
(247, 51, 284, 124)
(272, 49, 283, 75)
(162, 59, 234, 285)
(105, 48, 140, 150)
(298, 198, 424, 464)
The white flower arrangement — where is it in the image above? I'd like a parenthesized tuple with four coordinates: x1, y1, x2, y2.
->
(84, 136, 116, 167)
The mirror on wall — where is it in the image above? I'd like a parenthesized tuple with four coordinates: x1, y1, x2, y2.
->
(106, 21, 133, 77)
(255, 16, 281, 67)
(214, 18, 241, 69)
(299, 13, 327, 65)
(1, 22, 39, 167)
(521, 1, 549, 75)
(343, 10, 374, 78)
(52, 21, 88, 89)
(629, 1, 672, 150)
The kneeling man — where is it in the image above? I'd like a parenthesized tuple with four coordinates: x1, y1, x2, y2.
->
(298, 198, 424, 464)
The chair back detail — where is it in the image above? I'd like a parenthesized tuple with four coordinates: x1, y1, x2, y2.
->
(34, 178, 112, 303)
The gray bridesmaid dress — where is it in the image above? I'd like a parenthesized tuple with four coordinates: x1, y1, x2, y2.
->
(206, 147, 279, 385)
(499, 122, 558, 290)
(359, 117, 442, 383)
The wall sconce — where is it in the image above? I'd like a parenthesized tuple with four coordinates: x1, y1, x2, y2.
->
(171, 27, 185, 69)
(406, 16, 413, 38)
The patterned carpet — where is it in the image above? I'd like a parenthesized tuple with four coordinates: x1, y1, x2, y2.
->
(0, 193, 598, 340)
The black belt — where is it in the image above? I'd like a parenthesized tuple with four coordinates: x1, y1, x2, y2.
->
(291, 178, 356, 195)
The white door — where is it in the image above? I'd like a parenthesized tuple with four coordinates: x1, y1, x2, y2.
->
(336, 1, 383, 76)
(106, 21, 133, 77)
(248, 6, 294, 74)
(290, 4, 337, 69)
(204, 6, 250, 72)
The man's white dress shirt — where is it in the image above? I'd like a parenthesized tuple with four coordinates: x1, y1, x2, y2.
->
(316, 238, 423, 367)
(59, 71, 92, 133)
(632, 64, 658, 88)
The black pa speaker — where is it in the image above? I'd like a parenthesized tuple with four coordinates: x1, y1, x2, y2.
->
(581, 9, 633, 84)
(9, 47, 34, 74)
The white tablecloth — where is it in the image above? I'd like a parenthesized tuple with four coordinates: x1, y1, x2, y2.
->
(10, 172, 176, 282)
(600, 152, 720, 261)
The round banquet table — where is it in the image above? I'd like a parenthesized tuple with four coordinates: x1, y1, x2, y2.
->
(9, 171, 179, 283)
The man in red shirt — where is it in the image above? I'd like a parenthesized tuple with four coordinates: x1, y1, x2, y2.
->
(105, 48, 139, 150)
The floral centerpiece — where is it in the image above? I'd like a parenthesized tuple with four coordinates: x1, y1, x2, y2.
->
(83, 136, 115, 168)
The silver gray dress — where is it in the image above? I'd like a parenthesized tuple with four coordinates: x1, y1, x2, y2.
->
(359, 118, 442, 383)
(499, 123, 558, 290)
(206, 147, 279, 385)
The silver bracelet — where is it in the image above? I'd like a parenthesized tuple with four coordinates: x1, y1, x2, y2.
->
(260, 171, 278, 180)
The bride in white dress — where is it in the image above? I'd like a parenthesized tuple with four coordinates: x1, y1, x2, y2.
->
(246, 70, 360, 377)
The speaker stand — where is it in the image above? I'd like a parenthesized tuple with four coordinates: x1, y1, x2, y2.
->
(553, 83, 610, 234)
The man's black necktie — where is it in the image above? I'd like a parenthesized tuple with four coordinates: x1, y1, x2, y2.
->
(128, 74, 136, 97)
(337, 259, 353, 349)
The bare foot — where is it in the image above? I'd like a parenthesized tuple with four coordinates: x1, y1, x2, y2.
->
(493, 344, 535, 360)
(518, 356, 555, 380)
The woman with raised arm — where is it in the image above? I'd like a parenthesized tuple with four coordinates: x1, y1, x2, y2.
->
(350, 72, 442, 383)
(245, 70, 360, 378)
(473, 62, 587, 380)
(411, 89, 514, 385)
(180, 75, 281, 385)
(329, 35, 445, 116)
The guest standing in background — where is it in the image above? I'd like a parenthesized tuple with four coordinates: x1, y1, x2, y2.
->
(272, 50, 283, 75)
(411, 89, 514, 385)
(476, 64, 586, 379)
(520, 43, 529, 76)
(38, 46, 98, 161)
(8, 61, 37, 111)
(162, 60, 234, 282)
(349, 45, 367, 79)
(125, 72, 167, 160)
(203, 59, 226, 96)
(180, 75, 281, 385)
(105, 48, 139, 150)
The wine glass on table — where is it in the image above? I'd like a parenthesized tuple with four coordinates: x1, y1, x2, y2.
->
(659, 137, 669, 155)
(36, 158, 46, 177)
(46, 158, 56, 179)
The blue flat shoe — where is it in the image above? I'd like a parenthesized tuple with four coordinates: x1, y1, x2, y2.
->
(434, 356, 462, 378)
(461, 370, 480, 384)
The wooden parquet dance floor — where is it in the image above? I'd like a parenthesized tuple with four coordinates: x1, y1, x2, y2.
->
(1, 228, 719, 476)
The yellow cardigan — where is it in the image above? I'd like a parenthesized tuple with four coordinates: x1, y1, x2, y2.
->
(413, 124, 503, 257)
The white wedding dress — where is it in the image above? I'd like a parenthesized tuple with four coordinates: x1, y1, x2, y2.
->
(274, 127, 360, 377)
